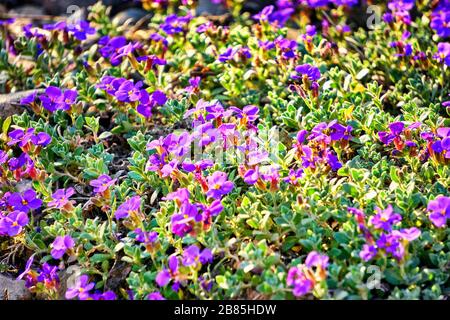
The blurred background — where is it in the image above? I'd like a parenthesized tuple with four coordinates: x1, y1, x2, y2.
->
(0, 0, 275, 18)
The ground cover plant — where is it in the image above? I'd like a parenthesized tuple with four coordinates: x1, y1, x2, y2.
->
(0, 0, 449, 300)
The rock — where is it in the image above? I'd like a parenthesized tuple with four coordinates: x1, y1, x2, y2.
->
(9, 5, 45, 16)
(0, 274, 32, 300)
(196, 0, 227, 16)
(112, 8, 151, 26)
(0, 89, 44, 118)
(242, 0, 275, 14)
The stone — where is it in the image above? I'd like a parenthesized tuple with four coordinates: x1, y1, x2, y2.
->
(9, 5, 45, 16)
(0, 274, 32, 300)
(0, 89, 44, 118)
(196, 0, 227, 16)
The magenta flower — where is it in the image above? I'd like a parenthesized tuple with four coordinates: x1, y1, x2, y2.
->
(135, 228, 158, 245)
(329, 121, 353, 141)
(185, 77, 201, 94)
(305, 251, 329, 269)
(292, 64, 321, 82)
(427, 196, 450, 227)
(8, 128, 35, 147)
(182, 245, 213, 267)
(243, 167, 260, 185)
(7, 189, 42, 213)
(369, 205, 402, 231)
(148, 292, 166, 300)
(376, 233, 405, 261)
(51, 235, 75, 259)
(156, 255, 179, 287)
(433, 43, 450, 66)
(431, 128, 450, 158)
(0, 211, 29, 236)
(48, 188, 75, 209)
(39, 86, 77, 112)
(286, 266, 314, 297)
(65, 275, 95, 300)
(115, 196, 141, 219)
(360, 244, 378, 262)
(90, 174, 116, 194)
(206, 171, 234, 199)
(283, 169, 303, 186)
(90, 291, 117, 300)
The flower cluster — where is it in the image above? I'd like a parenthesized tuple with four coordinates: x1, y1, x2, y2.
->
(349, 206, 421, 262)
(97, 76, 167, 118)
(287, 251, 329, 297)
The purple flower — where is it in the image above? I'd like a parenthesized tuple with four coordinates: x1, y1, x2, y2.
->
(7, 189, 42, 213)
(115, 80, 142, 102)
(148, 292, 165, 300)
(37, 263, 59, 286)
(182, 245, 213, 267)
(90, 291, 117, 300)
(135, 228, 158, 245)
(283, 169, 303, 185)
(433, 43, 450, 66)
(185, 77, 201, 94)
(431, 127, 450, 157)
(0, 150, 8, 165)
(0, 211, 29, 236)
(115, 196, 141, 219)
(378, 121, 405, 145)
(360, 244, 377, 261)
(90, 174, 116, 194)
(243, 167, 260, 185)
(369, 205, 402, 231)
(48, 188, 75, 209)
(218, 47, 238, 62)
(329, 121, 353, 141)
(160, 14, 192, 35)
(305, 251, 329, 269)
(253, 5, 275, 21)
(293, 64, 321, 82)
(51, 235, 75, 259)
(31, 132, 52, 147)
(65, 275, 95, 300)
(8, 128, 35, 147)
(431, 7, 450, 38)
(286, 266, 314, 297)
(157, 255, 179, 287)
(376, 233, 405, 261)
(163, 188, 190, 205)
(392, 227, 421, 241)
(67, 20, 96, 41)
(206, 171, 234, 199)
(20, 92, 37, 105)
(427, 196, 450, 228)
(39, 86, 77, 112)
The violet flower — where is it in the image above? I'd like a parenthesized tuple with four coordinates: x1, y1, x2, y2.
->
(48, 188, 75, 209)
(51, 235, 75, 259)
(115, 196, 141, 219)
(0, 211, 29, 236)
(286, 266, 314, 297)
(65, 275, 95, 300)
(369, 205, 402, 231)
(427, 196, 450, 227)
(7, 189, 42, 213)
(182, 245, 213, 267)
(90, 174, 116, 194)
(206, 171, 234, 199)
